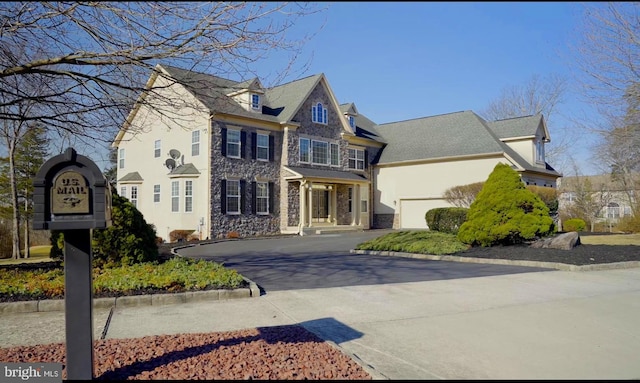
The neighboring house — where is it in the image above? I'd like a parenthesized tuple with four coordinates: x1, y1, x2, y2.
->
(113, 64, 561, 240)
(558, 174, 639, 226)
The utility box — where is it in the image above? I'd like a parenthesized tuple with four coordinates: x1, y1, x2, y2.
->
(33, 147, 112, 230)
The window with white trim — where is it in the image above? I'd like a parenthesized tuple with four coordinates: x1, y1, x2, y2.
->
(130, 186, 138, 208)
(360, 184, 368, 213)
(535, 139, 545, 163)
(312, 140, 329, 165)
(251, 94, 260, 110)
(226, 179, 240, 214)
(185, 180, 193, 212)
(311, 102, 327, 124)
(349, 115, 355, 128)
(299, 137, 310, 163)
(257, 133, 269, 161)
(192, 130, 200, 156)
(153, 184, 160, 203)
(256, 181, 269, 214)
(330, 143, 339, 166)
(226, 129, 241, 158)
(154, 140, 161, 158)
(120, 186, 126, 198)
(606, 202, 620, 219)
(171, 181, 179, 212)
(348, 148, 365, 170)
(119, 148, 125, 169)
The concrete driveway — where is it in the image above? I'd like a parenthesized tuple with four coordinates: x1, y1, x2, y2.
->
(176, 230, 552, 292)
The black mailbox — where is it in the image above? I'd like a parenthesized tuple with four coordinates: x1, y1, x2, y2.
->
(33, 147, 112, 230)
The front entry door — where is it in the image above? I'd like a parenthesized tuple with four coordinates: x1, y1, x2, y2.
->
(312, 189, 329, 222)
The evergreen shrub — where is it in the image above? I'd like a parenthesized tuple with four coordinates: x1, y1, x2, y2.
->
(425, 207, 469, 234)
(562, 218, 586, 232)
(457, 163, 555, 247)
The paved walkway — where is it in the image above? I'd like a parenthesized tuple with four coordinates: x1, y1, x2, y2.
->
(2, 267, 640, 379)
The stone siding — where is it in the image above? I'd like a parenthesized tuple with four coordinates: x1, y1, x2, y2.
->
(210, 120, 281, 238)
(336, 184, 352, 225)
(287, 181, 300, 227)
(373, 214, 395, 229)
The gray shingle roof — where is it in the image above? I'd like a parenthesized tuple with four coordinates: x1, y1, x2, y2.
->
(487, 115, 543, 139)
(374, 111, 506, 164)
(118, 172, 143, 182)
(169, 163, 201, 176)
(263, 74, 323, 122)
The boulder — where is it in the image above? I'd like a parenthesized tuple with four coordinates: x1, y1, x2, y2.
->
(530, 231, 581, 250)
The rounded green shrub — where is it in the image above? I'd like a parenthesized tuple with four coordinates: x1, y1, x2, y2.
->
(91, 192, 159, 267)
(563, 218, 586, 232)
(457, 163, 556, 247)
(425, 207, 469, 234)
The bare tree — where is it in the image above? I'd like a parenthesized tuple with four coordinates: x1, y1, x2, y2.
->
(563, 161, 614, 232)
(0, 2, 326, 148)
(443, 182, 484, 208)
(479, 73, 574, 173)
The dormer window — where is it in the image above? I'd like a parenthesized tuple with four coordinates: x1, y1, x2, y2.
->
(535, 139, 545, 164)
(348, 115, 355, 129)
(312, 102, 328, 124)
(251, 94, 260, 110)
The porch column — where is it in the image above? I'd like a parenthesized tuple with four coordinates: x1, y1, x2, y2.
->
(331, 185, 337, 225)
(299, 181, 307, 228)
(352, 183, 360, 226)
(307, 181, 313, 227)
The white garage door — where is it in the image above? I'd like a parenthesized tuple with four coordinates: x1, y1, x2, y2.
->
(399, 199, 448, 229)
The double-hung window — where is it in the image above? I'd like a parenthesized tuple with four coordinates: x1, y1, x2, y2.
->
(349, 115, 355, 129)
(119, 148, 125, 169)
(535, 140, 545, 163)
(256, 133, 269, 161)
(299, 138, 310, 163)
(348, 148, 365, 170)
(226, 180, 240, 214)
(120, 186, 127, 198)
(185, 180, 193, 212)
(255, 181, 269, 215)
(330, 143, 339, 166)
(154, 140, 161, 158)
(171, 181, 179, 212)
(153, 184, 160, 203)
(192, 130, 200, 156)
(130, 186, 138, 208)
(226, 130, 241, 158)
(312, 140, 329, 165)
(251, 94, 260, 110)
(312, 102, 327, 124)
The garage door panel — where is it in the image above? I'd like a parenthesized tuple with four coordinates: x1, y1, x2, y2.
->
(400, 199, 447, 229)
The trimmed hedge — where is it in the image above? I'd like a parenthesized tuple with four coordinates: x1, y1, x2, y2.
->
(563, 218, 586, 232)
(425, 207, 469, 234)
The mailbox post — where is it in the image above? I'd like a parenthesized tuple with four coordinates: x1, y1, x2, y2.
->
(33, 148, 112, 380)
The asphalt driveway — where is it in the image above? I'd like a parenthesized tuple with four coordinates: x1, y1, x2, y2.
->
(177, 230, 552, 292)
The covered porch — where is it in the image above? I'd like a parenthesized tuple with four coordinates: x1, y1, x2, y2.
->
(282, 166, 370, 236)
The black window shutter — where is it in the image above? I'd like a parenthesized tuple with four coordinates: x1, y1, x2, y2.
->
(221, 128, 227, 157)
(268, 182, 275, 214)
(240, 131, 247, 159)
(269, 135, 275, 161)
(240, 179, 246, 214)
(251, 181, 257, 214)
(251, 132, 257, 160)
(221, 180, 227, 214)
(364, 150, 369, 169)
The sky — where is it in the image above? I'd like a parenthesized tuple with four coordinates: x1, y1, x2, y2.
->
(262, 1, 602, 176)
(81, 2, 601, 176)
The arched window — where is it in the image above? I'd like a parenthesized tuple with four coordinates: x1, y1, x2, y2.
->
(311, 102, 327, 124)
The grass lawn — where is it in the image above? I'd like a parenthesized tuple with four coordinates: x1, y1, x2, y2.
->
(0, 245, 54, 265)
(580, 233, 640, 246)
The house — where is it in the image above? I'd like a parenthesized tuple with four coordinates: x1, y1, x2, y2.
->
(558, 173, 639, 228)
(112, 64, 561, 240)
